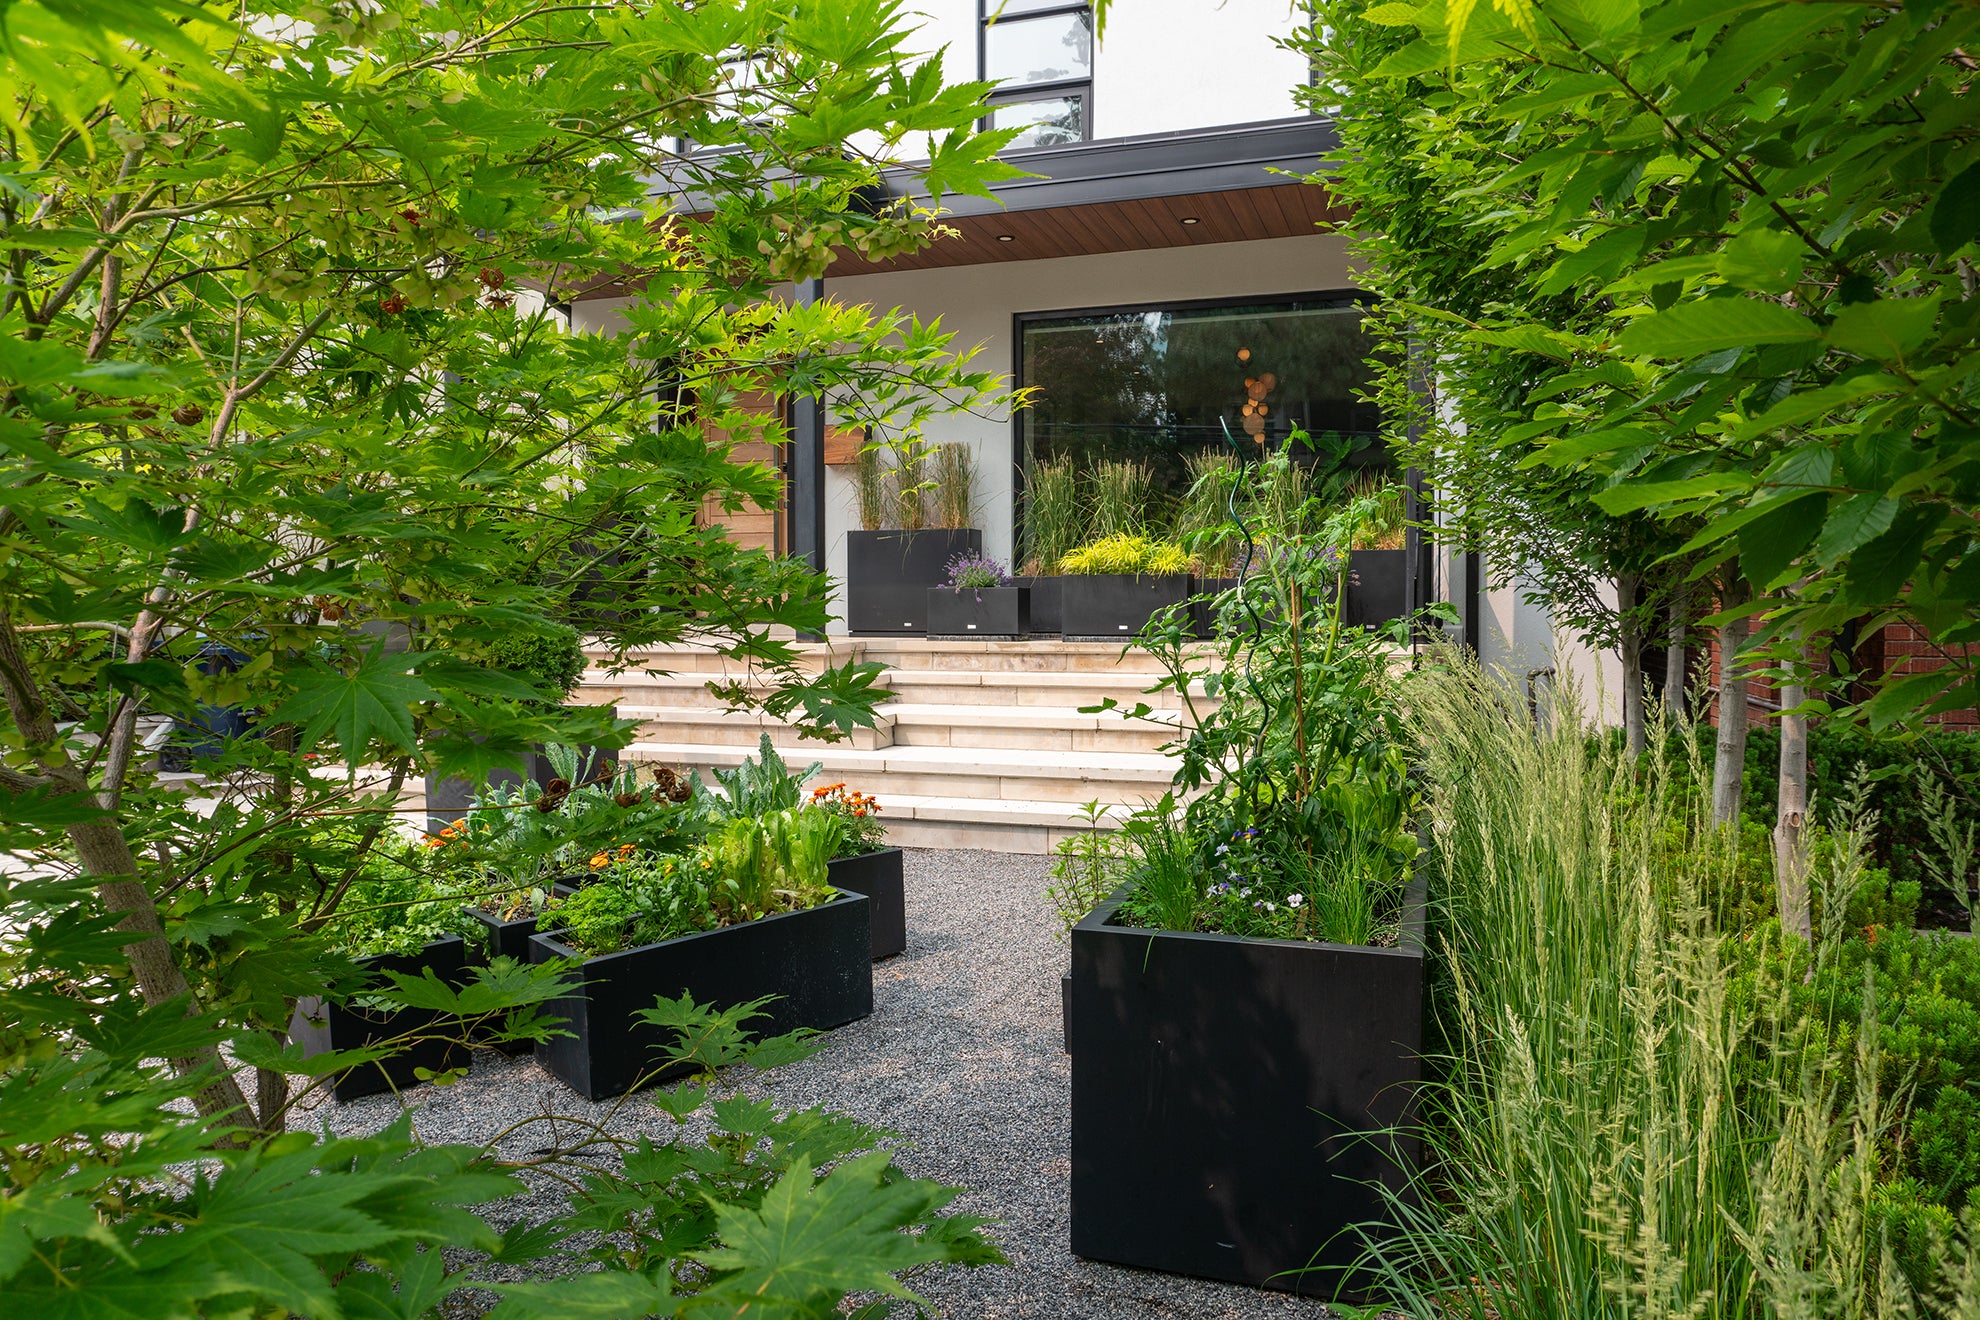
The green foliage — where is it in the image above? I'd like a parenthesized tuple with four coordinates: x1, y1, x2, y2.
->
(1309, 0, 1980, 726)
(1057, 534, 1190, 576)
(1088, 459, 1153, 540)
(0, 0, 1014, 1311)
(809, 783, 889, 858)
(1020, 457, 1084, 576)
(714, 734, 823, 818)
(478, 625, 589, 708)
(931, 441, 977, 529)
(1045, 800, 1132, 937)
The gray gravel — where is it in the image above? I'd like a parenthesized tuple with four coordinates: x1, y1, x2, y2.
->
(308, 848, 1336, 1319)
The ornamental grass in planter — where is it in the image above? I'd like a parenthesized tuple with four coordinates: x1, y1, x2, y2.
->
(530, 800, 874, 1100)
(1066, 487, 1427, 1298)
(1056, 534, 1191, 641)
(845, 438, 983, 633)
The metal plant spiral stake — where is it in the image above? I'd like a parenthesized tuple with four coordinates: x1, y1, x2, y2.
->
(1219, 418, 1276, 830)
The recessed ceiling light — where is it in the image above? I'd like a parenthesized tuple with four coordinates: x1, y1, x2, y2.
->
(996, 234, 1015, 242)
(1179, 217, 1200, 225)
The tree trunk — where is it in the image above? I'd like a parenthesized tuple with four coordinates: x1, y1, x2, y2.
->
(1618, 571, 1646, 756)
(1711, 578, 1751, 828)
(1774, 631, 1814, 942)
(1665, 583, 1689, 722)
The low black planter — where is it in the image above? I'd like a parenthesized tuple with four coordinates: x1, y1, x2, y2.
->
(424, 706, 619, 835)
(464, 885, 579, 1054)
(828, 849, 906, 960)
(1069, 875, 1428, 1298)
(1012, 576, 1063, 635)
(1061, 969, 1073, 1054)
(1059, 574, 1190, 641)
(926, 585, 1029, 639)
(528, 892, 874, 1101)
(1190, 577, 1242, 638)
(290, 935, 470, 1102)
(845, 529, 982, 634)
(1346, 549, 1408, 628)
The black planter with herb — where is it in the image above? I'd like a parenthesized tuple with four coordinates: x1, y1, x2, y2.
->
(1345, 549, 1408, 628)
(1059, 574, 1190, 641)
(1012, 576, 1063, 635)
(528, 892, 873, 1101)
(827, 849, 906, 960)
(424, 707, 619, 835)
(1068, 872, 1427, 1297)
(846, 529, 982, 634)
(925, 585, 1030, 640)
(289, 935, 471, 1103)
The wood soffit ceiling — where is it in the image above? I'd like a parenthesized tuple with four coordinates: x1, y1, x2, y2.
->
(824, 182, 1350, 276)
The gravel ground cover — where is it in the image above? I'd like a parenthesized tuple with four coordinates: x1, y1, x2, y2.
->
(308, 848, 1337, 1319)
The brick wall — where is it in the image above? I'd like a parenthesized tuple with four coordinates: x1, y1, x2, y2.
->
(1701, 618, 1976, 730)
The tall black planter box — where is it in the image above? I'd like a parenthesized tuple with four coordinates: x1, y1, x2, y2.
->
(845, 529, 981, 634)
(423, 706, 619, 835)
(1346, 549, 1408, 628)
(827, 849, 906, 960)
(1012, 576, 1063, 635)
(1059, 574, 1190, 641)
(290, 936, 470, 1103)
(925, 586, 1029, 639)
(1069, 876, 1428, 1297)
(1190, 576, 1241, 638)
(528, 892, 873, 1101)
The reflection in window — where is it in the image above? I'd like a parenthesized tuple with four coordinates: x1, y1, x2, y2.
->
(987, 95, 1085, 149)
(983, 9, 1093, 85)
(1018, 298, 1385, 508)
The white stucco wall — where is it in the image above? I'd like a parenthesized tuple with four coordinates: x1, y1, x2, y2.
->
(901, 0, 1308, 142)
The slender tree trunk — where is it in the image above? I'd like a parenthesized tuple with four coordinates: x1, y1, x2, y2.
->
(1665, 583, 1689, 722)
(1711, 577, 1752, 828)
(1774, 629, 1814, 941)
(1618, 571, 1646, 756)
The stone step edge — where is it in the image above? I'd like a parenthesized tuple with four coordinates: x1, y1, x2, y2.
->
(621, 741, 1178, 779)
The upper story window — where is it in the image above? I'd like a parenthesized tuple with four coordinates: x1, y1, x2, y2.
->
(980, 1, 1092, 149)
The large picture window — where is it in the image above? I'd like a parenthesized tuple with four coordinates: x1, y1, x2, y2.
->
(1016, 294, 1385, 507)
(980, 1, 1092, 149)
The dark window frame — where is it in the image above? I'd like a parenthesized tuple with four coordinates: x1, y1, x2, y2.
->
(978, 0, 1094, 149)
(1008, 288, 1380, 554)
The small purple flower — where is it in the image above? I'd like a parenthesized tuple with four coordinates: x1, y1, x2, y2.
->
(945, 553, 1010, 601)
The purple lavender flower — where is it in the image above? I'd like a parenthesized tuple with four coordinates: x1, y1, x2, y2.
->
(945, 552, 1010, 601)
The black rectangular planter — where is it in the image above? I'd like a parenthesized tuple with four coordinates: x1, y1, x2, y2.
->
(424, 706, 619, 835)
(464, 885, 579, 1055)
(845, 529, 982, 634)
(1346, 549, 1408, 628)
(925, 586, 1029, 639)
(1012, 576, 1062, 635)
(528, 892, 874, 1101)
(1059, 574, 1190, 641)
(290, 935, 470, 1103)
(1069, 876, 1427, 1298)
(1190, 577, 1241, 638)
(827, 849, 906, 960)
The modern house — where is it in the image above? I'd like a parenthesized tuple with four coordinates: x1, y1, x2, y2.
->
(564, 0, 1615, 849)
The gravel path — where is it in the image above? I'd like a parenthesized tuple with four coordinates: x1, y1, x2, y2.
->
(311, 849, 1337, 1319)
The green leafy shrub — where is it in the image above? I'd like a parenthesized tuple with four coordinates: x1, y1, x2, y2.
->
(1058, 533, 1190, 576)
(713, 734, 821, 818)
(479, 622, 588, 707)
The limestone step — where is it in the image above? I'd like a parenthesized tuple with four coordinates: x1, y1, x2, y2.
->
(880, 702, 1181, 754)
(877, 668, 1205, 710)
(850, 637, 1180, 674)
(871, 794, 1133, 854)
(625, 740, 1177, 807)
(618, 704, 896, 751)
(577, 638, 860, 678)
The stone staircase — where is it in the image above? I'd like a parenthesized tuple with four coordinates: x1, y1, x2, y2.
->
(575, 638, 1212, 853)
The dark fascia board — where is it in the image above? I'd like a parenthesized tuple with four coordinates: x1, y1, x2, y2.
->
(901, 115, 1340, 217)
(647, 115, 1339, 220)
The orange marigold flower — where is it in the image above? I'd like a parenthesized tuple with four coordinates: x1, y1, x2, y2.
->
(619, 843, 635, 857)
(589, 852, 610, 869)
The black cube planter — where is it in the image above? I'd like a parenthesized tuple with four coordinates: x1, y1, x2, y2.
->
(424, 706, 619, 835)
(1059, 574, 1190, 642)
(827, 849, 906, 960)
(528, 892, 874, 1101)
(1012, 576, 1063, 635)
(289, 936, 470, 1102)
(925, 586, 1029, 639)
(464, 885, 579, 1054)
(1346, 549, 1408, 628)
(1069, 875, 1427, 1298)
(845, 529, 982, 634)
(1190, 577, 1242, 639)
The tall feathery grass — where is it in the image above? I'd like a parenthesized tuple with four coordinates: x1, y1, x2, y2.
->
(1021, 458, 1082, 574)
(1373, 658, 1980, 1319)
